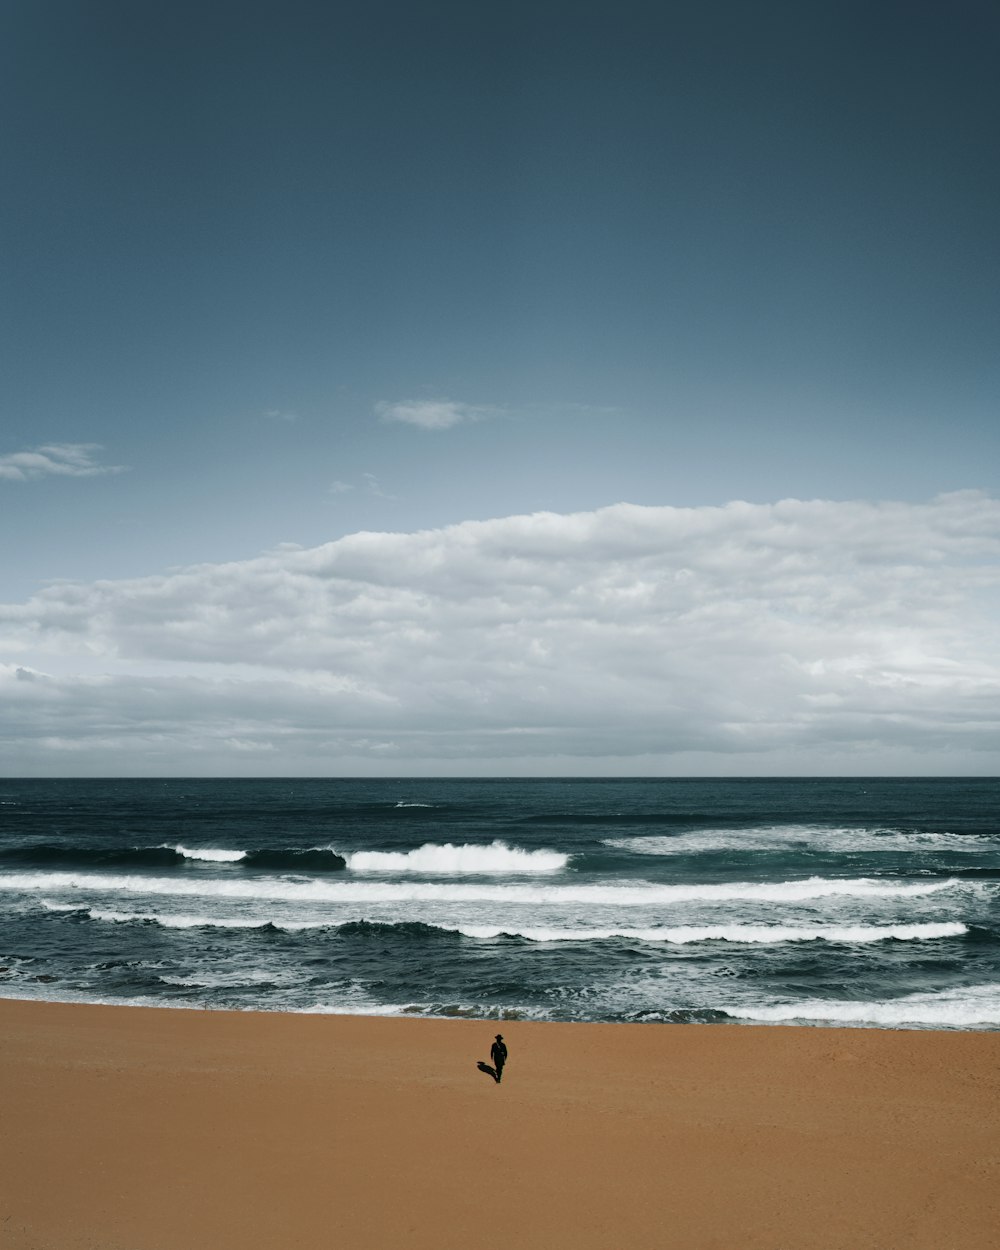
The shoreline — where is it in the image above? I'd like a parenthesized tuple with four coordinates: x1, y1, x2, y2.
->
(2, 998, 998, 1248)
(3, 982, 999, 1031)
(1, 986, 999, 1031)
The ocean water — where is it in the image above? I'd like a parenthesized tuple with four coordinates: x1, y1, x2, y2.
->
(0, 777, 998, 1029)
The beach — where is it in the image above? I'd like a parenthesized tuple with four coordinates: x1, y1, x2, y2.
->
(1, 1000, 998, 1249)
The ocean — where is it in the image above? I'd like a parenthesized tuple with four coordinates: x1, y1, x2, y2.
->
(1, 777, 998, 1029)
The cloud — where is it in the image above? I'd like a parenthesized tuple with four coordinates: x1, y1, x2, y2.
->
(330, 474, 393, 498)
(2, 492, 999, 774)
(375, 399, 490, 430)
(0, 443, 128, 482)
(362, 473, 394, 499)
(262, 409, 298, 422)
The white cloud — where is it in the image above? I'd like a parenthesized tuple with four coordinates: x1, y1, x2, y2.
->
(0, 443, 127, 482)
(262, 409, 298, 422)
(362, 473, 394, 499)
(375, 399, 490, 430)
(329, 474, 393, 498)
(2, 492, 999, 774)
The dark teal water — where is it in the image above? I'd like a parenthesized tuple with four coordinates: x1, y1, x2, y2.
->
(1, 777, 998, 1027)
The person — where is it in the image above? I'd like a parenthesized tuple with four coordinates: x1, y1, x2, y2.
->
(490, 1033, 507, 1082)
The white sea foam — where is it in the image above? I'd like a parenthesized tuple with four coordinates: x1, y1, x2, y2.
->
(448, 922, 968, 944)
(393, 802, 435, 808)
(0, 987, 205, 1011)
(45, 905, 966, 945)
(168, 845, 247, 863)
(50, 905, 337, 931)
(345, 840, 567, 873)
(1, 870, 960, 905)
(158, 968, 294, 988)
(0, 982, 460, 1021)
(41, 900, 261, 928)
(729, 983, 1000, 1028)
(295, 1002, 414, 1016)
(96, 908, 267, 929)
(603, 825, 991, 856)
(158, 974, 226, 987)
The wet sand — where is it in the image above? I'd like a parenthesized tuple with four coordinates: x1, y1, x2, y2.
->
(1, 998, 998, 1249)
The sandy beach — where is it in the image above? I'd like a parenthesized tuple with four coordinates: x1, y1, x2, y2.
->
(0, 1000, 997, 1249)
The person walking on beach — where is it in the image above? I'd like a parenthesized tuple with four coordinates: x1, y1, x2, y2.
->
(491, 1033, 507, 1083)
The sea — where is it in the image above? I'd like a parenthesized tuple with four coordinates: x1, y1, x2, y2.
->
(1, 777, 998, 1030)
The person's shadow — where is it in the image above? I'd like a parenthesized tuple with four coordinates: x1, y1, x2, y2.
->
(477, 1061, 500, 1083)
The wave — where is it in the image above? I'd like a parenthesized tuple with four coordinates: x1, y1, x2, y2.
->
(0, 844, 186, 869)
(2, 871, 962, 906)
(603, 825, 994, 857)
(519, 812, 720, 826)
(171, 845, 348, 871)
(245, 848, 346, 872)
(0, 841, 549, 875)
(728, 983, 1000, 1029)
(0, 843, 347, 873)
(157, 968, 292, 989)
(344, 841, 567, 873)
(169, 844, 246, 862)
(0, 986, 409, 1018)
(40, 904, 461, 940)
(40, 903, 265, 929)
(293, 1002, 424, 1017)
(39, 903, 340, 932)
(38, 904, 969, 948)
(446, 922, 968, 944)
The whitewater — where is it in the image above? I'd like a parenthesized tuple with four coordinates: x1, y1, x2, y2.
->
(1, 776, 998, 1028)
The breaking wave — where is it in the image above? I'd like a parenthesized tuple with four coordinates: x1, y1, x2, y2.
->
(344, 840, 567, 873)
(36, 903, 969, 947)
(170, 845, 349, 871)
(603, 824, 994, 856)
(0, 871, 961, 905)
(728, 983, 1000, 1029)
(169, 845, 246, 862)
(446, 921, 968, 944)
(0, 844, 186, 869)
(0, 843, 347, 872)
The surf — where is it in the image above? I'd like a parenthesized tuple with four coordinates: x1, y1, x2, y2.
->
(343, 841, 568, 873)
(727, 983, 1000, 1028)
(603, 825, 996, 856)
(0, 870, 963, 905)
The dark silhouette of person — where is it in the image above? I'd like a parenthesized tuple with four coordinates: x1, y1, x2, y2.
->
(490, 1033, 507, 1082)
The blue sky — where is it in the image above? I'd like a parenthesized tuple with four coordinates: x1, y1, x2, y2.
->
(2, 0, 999, 774)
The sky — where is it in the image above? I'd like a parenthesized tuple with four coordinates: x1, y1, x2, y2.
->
(2, 0, 998, 776)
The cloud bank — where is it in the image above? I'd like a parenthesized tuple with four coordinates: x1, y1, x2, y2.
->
(2, 493, 999, 775)
(0, 443, 127, 482)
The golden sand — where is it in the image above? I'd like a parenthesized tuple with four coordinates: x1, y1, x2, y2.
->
(1, 999, 998, 1249)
